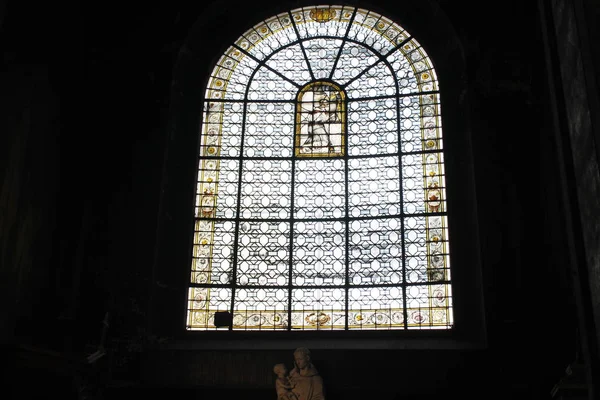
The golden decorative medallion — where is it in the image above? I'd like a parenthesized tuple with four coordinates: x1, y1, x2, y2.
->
(305, 312, 331, 325)
(309, 8, 336, 23)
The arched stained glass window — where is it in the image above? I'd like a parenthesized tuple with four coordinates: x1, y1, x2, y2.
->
(187, 5, 453, 331)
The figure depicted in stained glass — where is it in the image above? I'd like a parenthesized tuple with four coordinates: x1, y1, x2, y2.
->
(297, 83, 344, 156)
(274, 363, 299, 400)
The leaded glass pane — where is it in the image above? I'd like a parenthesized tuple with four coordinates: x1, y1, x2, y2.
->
(405, 284, 452, 329)
(223, 50, 259, 100)
(404, 216, 428, 283)
(291, 6, 350, 39)
(332, 42, 379, 85)
(427, 216, 451, 282)
(303, 38, 344, 79)
(244, 103, 294, 158)
(292, 220, 346, 286)
(386, 47, 420, 95)
(399, 95, 426, 153)
(188, 5, 453, 332)
(348, 156, 401, 217)
(421, 93, 443, 150)
(240, 159, 292, 219)
(346, 61, 396, 99)
(238, 28, 276, 61)
(369, 14, 409, 49)
(188, 287, 232, 327)
(347, 98, 398, 156)
(195, 158, 239, 219)
(266, 13, 298, 46)
(291, 287, 346, 330)
(198, 101, 243, 159)
(232, 288, 289, 330)
(266, 44, 312, 85)
(192, 220, 236, 285)
(347, 286, 404, 329)
(402, 153, 426, 215)
(348, 218, 403, 285)
(250, 67, 298, 101)
(347, 9, 395, 54)
(294, 159, 346, 219)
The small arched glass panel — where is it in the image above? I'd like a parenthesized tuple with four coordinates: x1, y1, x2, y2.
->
(296, 82, 346, 157)
(188, 5, 452, 331)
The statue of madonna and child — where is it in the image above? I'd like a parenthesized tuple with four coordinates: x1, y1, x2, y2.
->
(273, 347, 325, 400)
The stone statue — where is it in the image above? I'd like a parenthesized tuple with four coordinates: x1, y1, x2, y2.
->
(288, 347, 326, 400)
(274, 363, 298, 400)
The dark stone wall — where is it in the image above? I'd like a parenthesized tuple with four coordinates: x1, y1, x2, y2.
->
(0, 63, 58, 344)
(1, 0, 589, 398)
(544, 0, 600, 395)
(0, 1, 87, 347)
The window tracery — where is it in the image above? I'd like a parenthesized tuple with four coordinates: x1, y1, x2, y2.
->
(187, 5, 452, 331)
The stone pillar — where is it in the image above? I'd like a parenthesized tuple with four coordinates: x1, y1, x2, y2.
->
(539, 0, 600, 398)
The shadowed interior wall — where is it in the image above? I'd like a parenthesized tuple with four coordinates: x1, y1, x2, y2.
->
(2, 0, 595, 399)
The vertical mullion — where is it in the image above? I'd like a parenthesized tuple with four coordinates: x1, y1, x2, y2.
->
(288, 8, 307, 330)
(397, 92, 408, 329)
(341, 8, 357, 332)
(229, 100, 248, 330)
(288, 116, 297, 331)
(343, 99, 350, 330)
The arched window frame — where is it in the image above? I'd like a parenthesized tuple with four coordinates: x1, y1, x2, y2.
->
(152, 0, 484, 350)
